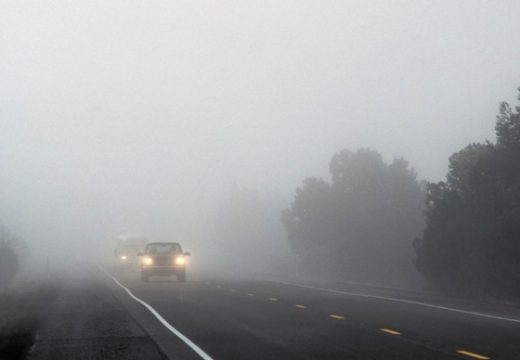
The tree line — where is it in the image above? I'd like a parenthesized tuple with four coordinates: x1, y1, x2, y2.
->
(213, 87, 520, 300)
(0, 226, 20, 290)
(212, 187, 292, 274)
(414, 89, 520, 299)
(282, 149, 425, 288)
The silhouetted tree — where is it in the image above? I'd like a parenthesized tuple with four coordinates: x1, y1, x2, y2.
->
(283, 149, 425, 288)
(282, 177, 335, 277)
(415, 87, 520, 299)
(0, 227, 20, 290)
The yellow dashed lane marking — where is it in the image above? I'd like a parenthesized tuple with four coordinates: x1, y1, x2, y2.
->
(329, 314, 345, 320)
(269, 297, 278, 301)
(247, 293, 255, 297)
(457, 350, 490, 360)
(295, 304, 307, 309)
(380, 328, 401, 335)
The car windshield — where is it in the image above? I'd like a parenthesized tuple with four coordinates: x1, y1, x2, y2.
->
(145, 243, 181, 255)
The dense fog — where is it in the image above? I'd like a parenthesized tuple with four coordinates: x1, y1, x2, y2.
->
(2, 1, 520, 291)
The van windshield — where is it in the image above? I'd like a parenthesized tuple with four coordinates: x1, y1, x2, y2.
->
(119, 245, 143, 254)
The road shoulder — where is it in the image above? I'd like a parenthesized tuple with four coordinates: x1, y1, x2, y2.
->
(29, 273, 166, 360)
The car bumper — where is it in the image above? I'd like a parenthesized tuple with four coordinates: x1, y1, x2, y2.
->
(141, 266, 185, 275)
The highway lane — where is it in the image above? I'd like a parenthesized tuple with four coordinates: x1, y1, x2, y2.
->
(110, 271, 520, 360)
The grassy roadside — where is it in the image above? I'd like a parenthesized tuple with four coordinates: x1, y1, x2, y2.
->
(0, 282, 58, 360)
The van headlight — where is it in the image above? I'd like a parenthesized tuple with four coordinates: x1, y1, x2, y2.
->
(174, 257, 185, 266)
(121, 255, 127, 260)
(143, 257, 153, 266)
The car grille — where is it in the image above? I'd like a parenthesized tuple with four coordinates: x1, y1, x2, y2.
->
(153, 255, 171, 266)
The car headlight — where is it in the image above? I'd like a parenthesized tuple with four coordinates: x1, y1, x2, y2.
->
(143, 257, 153, 266)
(121, 255, 127, 260)
(174, 257, 185, 266)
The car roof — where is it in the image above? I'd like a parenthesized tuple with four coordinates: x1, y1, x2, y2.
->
(118, 234, 146, 241)
(118, 234, 147, 245)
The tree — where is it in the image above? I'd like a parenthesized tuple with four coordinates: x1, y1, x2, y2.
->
(282, 177, 335, 277)
(213, 187, 291, 274)
(415, 87, 520, 299)
(283, 148, 425, 288)
(0, 226, 20, 290)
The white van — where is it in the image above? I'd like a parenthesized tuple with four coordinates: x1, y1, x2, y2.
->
(114, 234, 147, 270)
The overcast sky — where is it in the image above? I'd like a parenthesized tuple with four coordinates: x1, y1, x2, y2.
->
(2, 1, 520, 254)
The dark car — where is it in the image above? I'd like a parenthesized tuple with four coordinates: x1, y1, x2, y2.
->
(139, 242, 190, 282)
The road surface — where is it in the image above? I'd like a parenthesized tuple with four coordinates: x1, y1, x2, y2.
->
(107, 269, 520, 360)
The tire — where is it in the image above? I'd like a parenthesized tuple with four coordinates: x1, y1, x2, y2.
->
(177, 270, 186, 282)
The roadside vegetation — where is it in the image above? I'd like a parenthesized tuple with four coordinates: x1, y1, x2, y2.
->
(212, 187, 293, 274)
(0, 224, 58, 359)
(0, 226, 22, 291)
(414, 88, 520, 300)
(212, 86, 520, 301)
(282, 149, 425, 288)
(0, 283, 58, 360)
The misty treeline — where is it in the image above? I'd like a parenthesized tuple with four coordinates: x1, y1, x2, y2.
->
(212, 187, 293, 274)
(211, 151, 424, 288)
(415, 89, 520, 300)
(282, 150, 425, 288)
(0, 225, 21, 290)
(213, 88, 520, 300)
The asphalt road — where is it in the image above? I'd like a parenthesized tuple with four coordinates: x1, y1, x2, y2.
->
(108, 270, 520, 360)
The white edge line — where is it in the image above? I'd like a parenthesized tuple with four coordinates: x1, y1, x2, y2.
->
(100, 268, 214, 360)
(268, 279, 520, 324)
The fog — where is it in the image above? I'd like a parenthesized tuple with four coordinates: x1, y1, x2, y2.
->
(2, 1, 520, 276)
